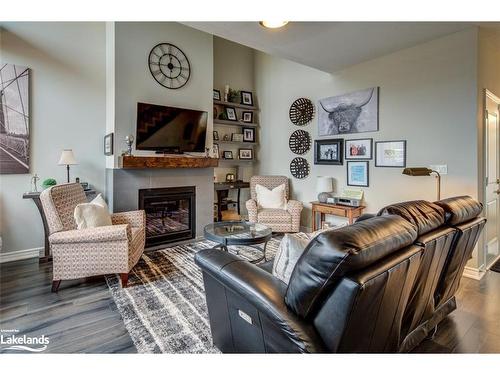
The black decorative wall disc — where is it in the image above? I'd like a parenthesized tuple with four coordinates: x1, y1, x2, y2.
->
(289, 98, 314, 126)
(289, 129, 311, 155)
(290, 157, 310, 179)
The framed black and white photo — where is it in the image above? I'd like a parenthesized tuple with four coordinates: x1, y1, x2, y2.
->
(240, 91, 254, 106)
(104, 133, 114, 156)
(314, 139, 343, 165)
(213, 89, 221, 101)
(232, 133, 244, 142)
(239, 148, 253, 160)
(223, 150, 233, 159)
(347, 161, 369, 187)
(375, 140, 407, 167)
(212, 143, 220, 159)
(213, 130, 219, 141)
(242, 111, 253, 123)
(345, 138, 372, 160)
(225, 107, 237, 121)
(242, 127, 255, 143)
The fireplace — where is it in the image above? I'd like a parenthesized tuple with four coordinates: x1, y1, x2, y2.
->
(139, 186, 196, 247)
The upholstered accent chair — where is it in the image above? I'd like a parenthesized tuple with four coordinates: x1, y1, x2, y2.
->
(40, 183, 145, 292)
(246, 175, 303, 232)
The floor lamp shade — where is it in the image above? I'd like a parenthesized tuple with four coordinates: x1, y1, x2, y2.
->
(58, 149, 78, 183)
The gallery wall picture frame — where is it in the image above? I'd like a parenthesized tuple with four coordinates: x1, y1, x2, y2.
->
(240, 91, 254, 106)
(104, 133, 114, 156)
(242, 111, 253, 123)
(242, 127, 255, 143)
(225, 107, 237, 121)
(223, 150, 234, 159)
(213, 89, 221, 101)
(347, 161, 369, 187)
(314, 139, 344, 165)
(345, 138, 373, 160)
(238, 148, 253, 160)
(213, 143, 220, 159)
(232, 133, 244, 142)
(375, 140, 407, 167)
(213, 130, 219, 141)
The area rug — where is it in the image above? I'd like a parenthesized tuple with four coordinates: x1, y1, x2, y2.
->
(105, 238, 280, 353)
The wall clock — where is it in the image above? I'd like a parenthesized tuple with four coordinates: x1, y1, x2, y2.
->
(289, 98, 314, 126)
(289, 129, 311, 155)
(148, 43, 191, 89)
(290, 157, 310, 179)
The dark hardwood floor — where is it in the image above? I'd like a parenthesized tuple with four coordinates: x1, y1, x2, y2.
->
(1, 257, 500, 353)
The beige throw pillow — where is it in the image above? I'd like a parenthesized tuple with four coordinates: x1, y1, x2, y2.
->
(255, 183, 287, 210)
(74, 193, 112, 229)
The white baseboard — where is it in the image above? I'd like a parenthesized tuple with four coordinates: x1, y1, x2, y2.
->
(463, 266, 486, 280)
(0, 247, 42, 264)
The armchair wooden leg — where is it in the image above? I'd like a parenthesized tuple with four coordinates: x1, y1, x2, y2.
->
(51, 280, 61, 293)
(120, 273, 129, 288)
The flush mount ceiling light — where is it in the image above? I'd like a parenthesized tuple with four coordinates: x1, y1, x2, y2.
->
(259, 21, 289, 29)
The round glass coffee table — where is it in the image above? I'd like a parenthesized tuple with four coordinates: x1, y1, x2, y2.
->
(203, 221, 272, 263)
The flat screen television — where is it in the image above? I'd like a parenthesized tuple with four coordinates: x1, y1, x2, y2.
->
(136, 102, 208, 154)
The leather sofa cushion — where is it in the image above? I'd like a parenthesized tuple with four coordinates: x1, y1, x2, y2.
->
(435, 196, 483, 225)
(285, 215, 418, 319)
(377, 200, 445, 235)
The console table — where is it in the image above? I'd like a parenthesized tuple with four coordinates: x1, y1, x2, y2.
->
(23, 189, 97, 262)
(310, 201, 365, 230)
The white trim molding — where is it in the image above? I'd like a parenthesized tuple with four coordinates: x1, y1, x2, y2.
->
(463, 266, 486, 280)
(0, 247, 42, 264)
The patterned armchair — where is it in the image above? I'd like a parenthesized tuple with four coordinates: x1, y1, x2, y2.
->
(245, 176, 303, 232)
(40, 183, 145, 292)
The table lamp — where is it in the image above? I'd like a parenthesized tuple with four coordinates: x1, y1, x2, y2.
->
(402, 167, 441, 200)
(317, 176, 334, 203)
(58, 149, 78, 183)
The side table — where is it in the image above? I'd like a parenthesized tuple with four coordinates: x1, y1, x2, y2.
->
(310, 201, 365, 231)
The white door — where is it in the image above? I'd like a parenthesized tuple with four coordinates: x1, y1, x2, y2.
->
(484, 93, 500, 267)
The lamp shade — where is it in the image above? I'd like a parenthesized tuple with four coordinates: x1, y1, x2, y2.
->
(316, 176, 333, 193)
(58, 149, 78, 165)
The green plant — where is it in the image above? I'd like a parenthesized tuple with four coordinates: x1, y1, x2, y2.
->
(218, 111, 228, 120)
(42, 178, 57, 189)
(228, 89, 240, 103)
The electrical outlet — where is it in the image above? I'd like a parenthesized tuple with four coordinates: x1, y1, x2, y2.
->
(429, 164, 448, 175)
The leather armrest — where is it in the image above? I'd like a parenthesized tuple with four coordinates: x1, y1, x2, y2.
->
(355, 213, 375, 222)
(195, 249, 325, 353)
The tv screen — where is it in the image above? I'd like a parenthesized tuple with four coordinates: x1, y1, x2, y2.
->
(136, 102, 208, 153)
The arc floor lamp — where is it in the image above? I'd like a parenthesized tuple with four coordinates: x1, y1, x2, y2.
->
(402, 167, 441, 201)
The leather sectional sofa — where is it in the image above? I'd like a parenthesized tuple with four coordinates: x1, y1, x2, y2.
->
(194, 196, 485, 353)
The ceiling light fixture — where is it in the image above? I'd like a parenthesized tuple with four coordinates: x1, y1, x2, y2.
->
(259, 21, 289, 29)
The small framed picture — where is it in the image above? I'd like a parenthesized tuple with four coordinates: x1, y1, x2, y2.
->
(225, 107, 237, 121)
(223, 150, 233, 159)
(104, 133, 113, 156)
(242, 127, 255, 143)
(314, 139, 343, 165)
(242, 111, 253, 123)
(345, 138, 373, 160)
(213, 89, 221, 101)
(240, 91, 254, 106)
(232, 133, 244, 142)
(239, 148, 253, 160)
(212, 143, 220, 159)
(347, 161, 369, 187)
(213, 130, 219, 141)
(375, 140, 407, 167)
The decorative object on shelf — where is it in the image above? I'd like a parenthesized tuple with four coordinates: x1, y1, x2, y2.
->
(243, 127, 255, 143)
(239, 148, 253, 160)
(318, 87, 379, 135)
(240, 91, 254, 106)
(402, 167, 441, 200)
(375, 140, 406, 167)
(205, 147, 211, 157)
(213, 106, 218, 119)
(0, 64, 30, 175)
(347, 161, 369, 187)
(242, 111, 253, 123)
(232, 133, 244, 142)
(30, 174, 40, 193)
(218, 110, 228, 120)
(148, 43, 190, 89)
(314, 139, 343, 165)
(345, 138, 372, 160)
(225, 107, 237, 121)
(213, 89, 221, 101)
(104, 133, 113, 156)
(213, 130, 219, 141)
(42, 178, 57, 190)
(212, 144, 220, 159)
(125, 134, 135, 156)
(289, 129, 311, 155)
(58, 149, 78, 183)
(228, 88, 239, 103)
(289, 97, 314, 126)
(223, 134, 230, 141)
(226, 173, 236, 182)
(290, 157, 310, 179)
(223, 151, 233, 160)
(316, 176, 334, 203)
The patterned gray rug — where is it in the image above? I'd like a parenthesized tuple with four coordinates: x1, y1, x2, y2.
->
(105, 238, 280, 353)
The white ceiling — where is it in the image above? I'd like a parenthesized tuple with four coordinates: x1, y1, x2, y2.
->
(184, 22, 476, 73)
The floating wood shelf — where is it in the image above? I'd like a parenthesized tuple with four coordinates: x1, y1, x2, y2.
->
(213, 100, 259, 111)
(213, 119, 258, 128)
(120, 155, 219, 169)
(217, 141, 257, 146)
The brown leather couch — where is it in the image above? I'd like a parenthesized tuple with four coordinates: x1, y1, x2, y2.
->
(195, 196, 485, 353)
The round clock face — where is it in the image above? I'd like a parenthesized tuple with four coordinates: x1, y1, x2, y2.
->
(148, 43, 191, 89)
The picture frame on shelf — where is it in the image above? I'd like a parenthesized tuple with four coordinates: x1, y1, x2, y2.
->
(225, 106, 237, 121)
(345, 138, 373, 160)
(231, 133, 244, 142)
(213, 130, 219, 141)
(239, 148, 253, 160)
(104, 133, 113, 156)
(223, 150, 234, 159)
(375, 140, 407, 167)
(242, 111, 253, 123)
(212, 143, 220, 159)
(240, 91, 254, 106)
(213, 89, 221, 101)
(242, 127, 255, 143)
(314, 139, 343, 165)
(347, 161, 369, 187)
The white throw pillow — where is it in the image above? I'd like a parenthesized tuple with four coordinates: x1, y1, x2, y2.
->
(255, 183, 287, 210)
(74, 194, 112, 229)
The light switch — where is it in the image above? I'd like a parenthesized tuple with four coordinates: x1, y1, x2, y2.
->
(429, 165, 448, 175)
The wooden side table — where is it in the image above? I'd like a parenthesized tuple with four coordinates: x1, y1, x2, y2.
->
(310, 201, 365, 231)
